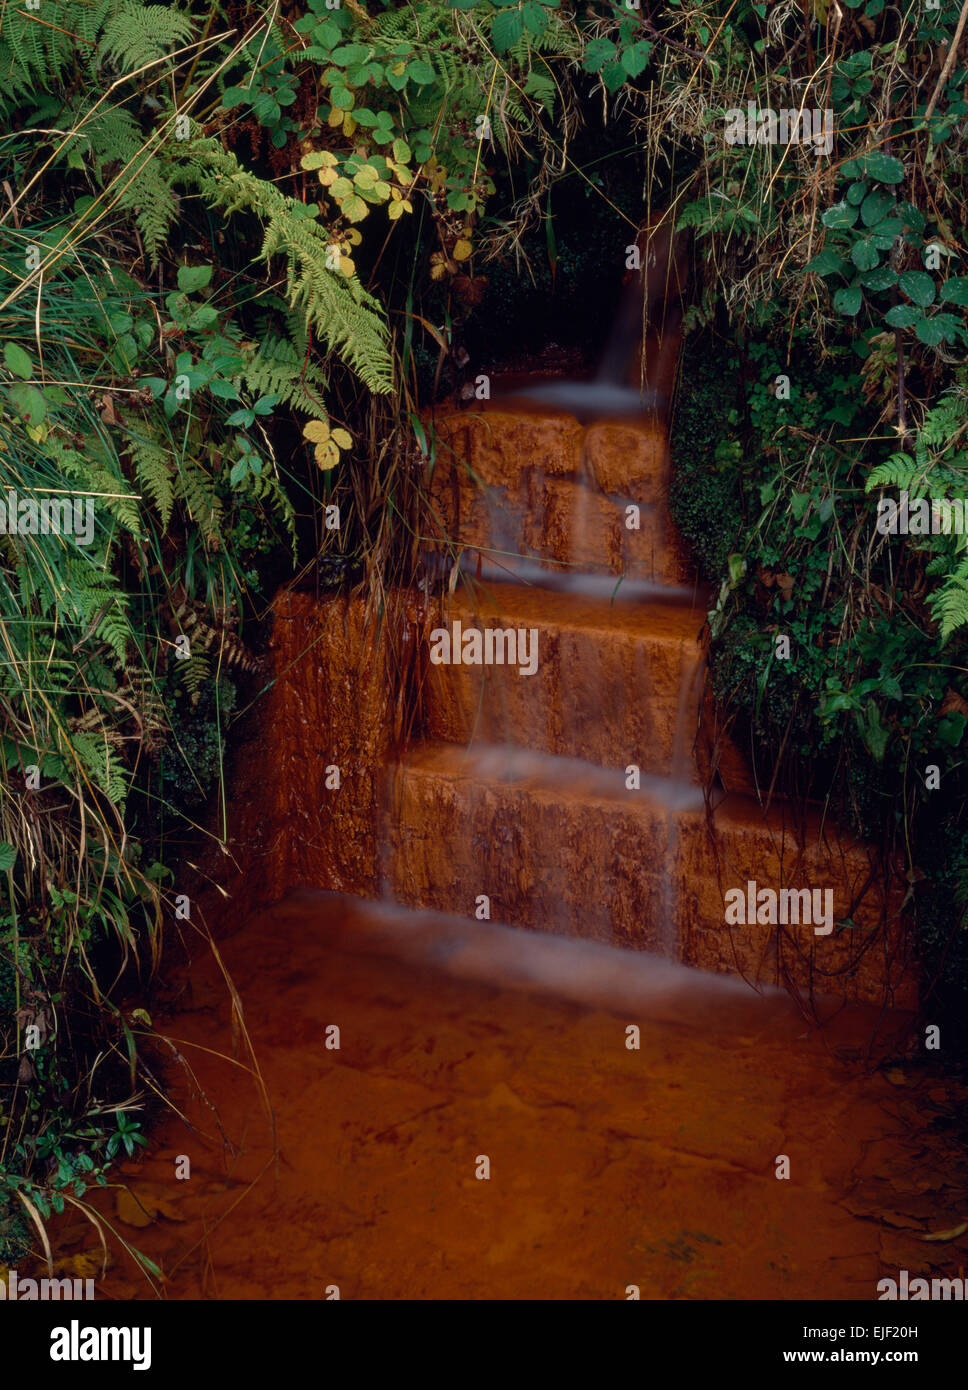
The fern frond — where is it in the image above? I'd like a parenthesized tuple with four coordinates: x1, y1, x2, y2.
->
(183, 137, 393, 393)
(98, 2, 194, 73)
(127, 432, 176, 529)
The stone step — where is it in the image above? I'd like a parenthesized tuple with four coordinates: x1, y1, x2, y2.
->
(418, 580, 752, 791)
(428, 409, 693, 585)
(385, 742, 915, 1010)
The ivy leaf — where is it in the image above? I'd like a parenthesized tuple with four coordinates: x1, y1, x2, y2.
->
(833, 285, 863, 315)
(898, 270, 935, 307)
(939, 276, 968, 306)
(806, 249, 845, 275)
(492, 9, 525, 51)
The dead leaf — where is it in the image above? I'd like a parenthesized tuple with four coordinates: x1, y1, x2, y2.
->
(115, 1188, 155, 1228)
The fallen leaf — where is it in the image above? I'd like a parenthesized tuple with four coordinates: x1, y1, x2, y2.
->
(115, 1188, 155, 1228)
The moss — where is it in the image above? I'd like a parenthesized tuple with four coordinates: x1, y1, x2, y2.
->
(668, 333, 746, 580)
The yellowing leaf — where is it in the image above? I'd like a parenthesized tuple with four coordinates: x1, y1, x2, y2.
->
(330, 428, 352, 450)
(453, 239, 472, 262)
(342, 195, 368, 223)
(314, 440, 340, 470)
(343, 113, 357, 136)
(328, 108, 344, 128)
(303, 420, 331, 445)
(339, 255, 356, 276)
(388, 201, 405, 221)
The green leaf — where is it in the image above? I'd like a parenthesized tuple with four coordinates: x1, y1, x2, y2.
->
(621, 39, 652, 77)
(833, 285, 863, 315)
(822, 201, 858, 229)
(851, 239, 880, 271)
(177, 265, 213, 293)
(602, 60, 626, 92)
(3, 342, 33, 379)
(406, 59, 435, 84)
(7, 383, 47, 424)
(860, 191, 894, 226)
(492, 10, 524, 51)
(859, 266, 896, 291)
(915, 316, 945, 346)
(856, 151, 906, 184)
(896, 201, 926, 234)
(584, 37, 617, 72)
(0, 842, 16, 872)
(805, 249, 845, 276)
(884, 304, 920, 327)
(846, 180, 869, 206)
(209, 378, 239, 399)
(187, 306, 218, 330)
(522, 1, 549, 34)
(932, 312, 964, 342)
(940, 276, 968, 306)
(898, 270, 935, 307)
(222, 85, 250, 110)
(331, 43, 372, 66)
(936, 712, 967, 747)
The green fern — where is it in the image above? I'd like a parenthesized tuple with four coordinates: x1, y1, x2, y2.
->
(184, 138, 393, 393)
(176, 455, 222, 547)
(929, 558, 968, 641)
(126, 433, 176, 530)
(98, 2, 194, 73)
(68, 731, 128, 804)
(240, 329, 331, 423)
